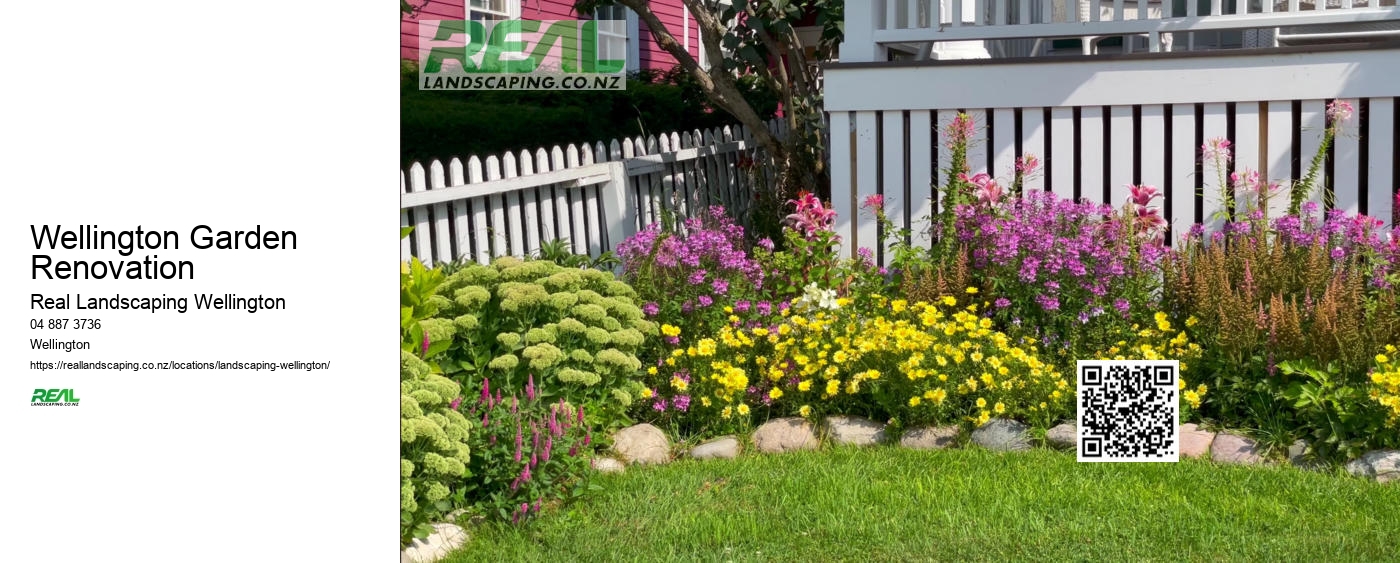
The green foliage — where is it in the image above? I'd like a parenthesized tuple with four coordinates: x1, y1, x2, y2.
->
(1278, 359, 1398, 461)
(401, 351, 473, 548)
(533, 238, 620, 271)
(460, 384, 596, 524)
(401, 66, 774, 168)
(432, 257, 651, 433)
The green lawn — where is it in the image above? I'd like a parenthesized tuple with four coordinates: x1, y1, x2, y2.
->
(447, 447, 1400, 562)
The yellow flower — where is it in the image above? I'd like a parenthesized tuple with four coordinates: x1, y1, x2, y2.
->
(799, 405, 812, 417)
(641, 388, 653, 399)
(769, 388, 783, 400)
(977, 411, 991, 426)
(1185, 316, 1199, 327)
(737, 404, 750, 416)
(798, 380, 813, 392)
(1184, 390, 1201, 409)
(701, 396, 712, 407)
(908, 396, 922, 407)
(671, 376, 689, 391)
(826, 379, 840, 396)
(722, 406, 733, 419)
(965, 287, 979, 294)
(1178, 378, 1186, 390)
(846, 380, 860, 394)
(648, 366, 658, 375)
(665, 358, 676, 367)
(661, 324, 682, 337)
(1379, 354, 1391, 364)
(994, 402, 1005, 414)
(976, 397, 987, 408)
(941, 296, 957, 307)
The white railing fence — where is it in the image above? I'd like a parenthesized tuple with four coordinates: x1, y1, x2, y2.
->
(844, 0, 1400, 60)
(401, 120, 787, 266)
(824, 45, 1399, 266)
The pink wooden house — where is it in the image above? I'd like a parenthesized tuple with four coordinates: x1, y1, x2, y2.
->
(401, 1, 710, 72)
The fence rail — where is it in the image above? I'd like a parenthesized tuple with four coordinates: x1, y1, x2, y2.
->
(401, 120, 786, 266)
(842, 0, 1400, 60)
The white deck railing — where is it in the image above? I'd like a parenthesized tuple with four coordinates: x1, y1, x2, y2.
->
(842, 0, 1400, 60)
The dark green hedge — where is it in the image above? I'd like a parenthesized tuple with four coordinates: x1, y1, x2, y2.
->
(401, 65, 778, 168)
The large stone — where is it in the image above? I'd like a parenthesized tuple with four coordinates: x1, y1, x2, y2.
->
(900, 426, 960, 450)
(1179, 423, 1216, 459)
(1345, 450, 1400, 484)
(691, 436, 740, 460)
(591, 457, 625, 474)
(612, 423, 671, 465)
(402, 523, 468, 563)
(751, 417, 818, 453)
(1045, 423, 1077, 450)
(1286, 439, 1327, 470)
(1211, 432, 1265, 465)
(970, 418, 1031, 451)
(824, 415, 886, 446)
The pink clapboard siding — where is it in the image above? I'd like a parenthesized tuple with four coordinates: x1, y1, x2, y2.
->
(401, 1, 702, 72)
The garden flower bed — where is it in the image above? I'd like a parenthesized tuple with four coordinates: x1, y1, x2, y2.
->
(400, 107, 1400, 561)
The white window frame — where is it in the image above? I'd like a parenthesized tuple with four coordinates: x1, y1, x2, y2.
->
(594, 6, 640, 73)
(465, 0, 518, 22)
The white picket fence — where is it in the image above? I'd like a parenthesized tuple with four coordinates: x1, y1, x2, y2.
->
(401, 120, 786, 266)
(826, 21, 1400, 264)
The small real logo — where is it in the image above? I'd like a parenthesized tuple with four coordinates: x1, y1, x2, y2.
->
(32, 388, 80, 406)
(418, 19, 627, 91)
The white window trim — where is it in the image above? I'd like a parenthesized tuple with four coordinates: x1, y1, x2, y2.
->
(594, 7, 640, 73)
(465, 0, 518, 21)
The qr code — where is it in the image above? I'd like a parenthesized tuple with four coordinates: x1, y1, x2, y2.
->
(1076, 360, 1179, 462)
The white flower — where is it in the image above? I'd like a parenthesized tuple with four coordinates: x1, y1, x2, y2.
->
(797, 283, 840, 311)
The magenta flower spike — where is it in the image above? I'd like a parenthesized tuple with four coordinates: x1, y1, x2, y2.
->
(526, 373, 537, 401)
(481, 378, 491, 404)
(421, 332, 430, 357)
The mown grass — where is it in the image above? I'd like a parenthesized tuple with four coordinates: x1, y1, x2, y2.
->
(446, 447, 1400, 562)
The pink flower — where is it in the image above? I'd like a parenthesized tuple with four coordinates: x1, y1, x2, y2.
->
(1015, 154, 1040, 175)
(449, 396, 461, 411)
(862, 194, 885, 211)
(784, 191, 837, 239)
(526, 373, 537, 401)
(1128, 184, 1160, 207)
(1202, 137, 1233, 163)
(421, 332, 430, 357)
(960, 172, 1002, 205)
(1327, 100, 1354, 123)
(944, 113, 975, 148)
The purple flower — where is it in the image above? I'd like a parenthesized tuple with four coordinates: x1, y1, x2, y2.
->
(994, 298, 1011, 309)
(1114, 298, 1130, 314)
(757, 237, 774, 251)
(643, 302, 660, 316)
(688, 270, 708, 285)
(756, 301, 772, 316)
(712, 279, 729, 295)
(698, 295, 713, 307)
(734, 300, 751, 313)
(671, 395, 691, 412)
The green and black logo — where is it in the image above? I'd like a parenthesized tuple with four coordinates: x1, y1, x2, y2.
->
(32, 389, 80, 406)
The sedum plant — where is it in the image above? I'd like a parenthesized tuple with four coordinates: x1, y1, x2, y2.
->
(431, 257, 653, 432)
(400, 350, 472, 548)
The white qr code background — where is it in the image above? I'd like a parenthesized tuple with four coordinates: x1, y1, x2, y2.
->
(1076, 360, 1180, 462)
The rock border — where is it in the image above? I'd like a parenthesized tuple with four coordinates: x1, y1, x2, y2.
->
(600, 420, 1397, 485)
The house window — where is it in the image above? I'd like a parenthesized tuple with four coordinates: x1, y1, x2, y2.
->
(594, 6, 638, 72)
(467, 0, 514, 22)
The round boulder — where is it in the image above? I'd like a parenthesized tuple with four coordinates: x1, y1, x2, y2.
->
(971, 418, 1031, 451)
(900, 426, 960, 450)
(612, 423, 671, 465)
(752, 417, 818, 453)
(824, 415, 887, 446)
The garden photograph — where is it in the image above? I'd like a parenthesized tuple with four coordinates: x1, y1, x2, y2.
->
(398, 1, 1400, 561)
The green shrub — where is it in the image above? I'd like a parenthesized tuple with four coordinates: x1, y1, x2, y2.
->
(400, 350, 472, 547)
(433, 257, 654, 433)
(400, 249, 473, 547)
(461, 376, 594, 524)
